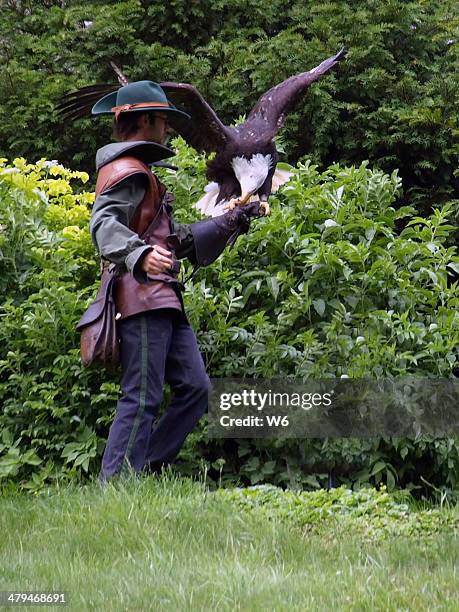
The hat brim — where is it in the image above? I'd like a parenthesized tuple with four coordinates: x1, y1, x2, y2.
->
(91, 90, 191, 120)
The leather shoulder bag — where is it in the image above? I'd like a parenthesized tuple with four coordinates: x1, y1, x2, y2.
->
(76, 262, 120, 370)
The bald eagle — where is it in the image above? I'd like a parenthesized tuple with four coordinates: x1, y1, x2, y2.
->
(57, 48, 346, 217)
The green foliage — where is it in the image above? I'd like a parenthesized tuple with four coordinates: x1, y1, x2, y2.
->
(160, 139, 459, 497)
(215, 484, 459, 540)
(169, 157, 458, 379)
(0, 0, 458, 214)
(0, 157, 110, 488)
(0, 142, 458, 494)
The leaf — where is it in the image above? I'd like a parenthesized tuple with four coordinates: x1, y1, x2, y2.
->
(23, 451, 42, 466)
(262, 461, 277, 474)
(386, 468, 396, 491)
(266, 276, 279, 300)
(365, 228, 376, 242)
(370, 461, 386, 476)
(312, 299, 326, 316)
(1, 429, 12, 445)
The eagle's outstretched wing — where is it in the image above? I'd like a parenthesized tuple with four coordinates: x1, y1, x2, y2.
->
(56, 79, 231, 153)
(55, 83, 119, 121)
(159, 82, 232, 154)
(244, 48, 346, 139)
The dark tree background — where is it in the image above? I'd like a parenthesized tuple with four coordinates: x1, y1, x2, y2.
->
(0, 0, 458, 215)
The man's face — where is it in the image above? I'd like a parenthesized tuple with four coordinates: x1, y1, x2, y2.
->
(144, 112, 170, 144)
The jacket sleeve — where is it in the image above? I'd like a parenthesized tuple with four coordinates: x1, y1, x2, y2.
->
(89, 173, 153, 283)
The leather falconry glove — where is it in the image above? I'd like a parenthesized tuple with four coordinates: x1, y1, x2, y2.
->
(167, 201, 262, 267)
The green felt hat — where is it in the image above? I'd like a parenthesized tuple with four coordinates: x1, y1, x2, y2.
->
(91, 80, 190, 121)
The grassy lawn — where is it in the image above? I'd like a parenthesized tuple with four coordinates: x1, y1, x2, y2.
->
(0, 473, 457, 611)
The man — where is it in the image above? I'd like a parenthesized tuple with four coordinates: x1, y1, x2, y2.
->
(89, 81, 260, 482)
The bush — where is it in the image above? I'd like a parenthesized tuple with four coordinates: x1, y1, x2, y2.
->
(0, 142, 458, 495)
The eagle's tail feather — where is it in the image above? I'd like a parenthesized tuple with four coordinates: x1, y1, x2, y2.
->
(271, 167, 294, 193)
(194, 182, 227, 217)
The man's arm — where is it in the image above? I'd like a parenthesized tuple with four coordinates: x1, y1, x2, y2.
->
(90, 173, 171, 282)
(90, 172, 150, 272)
(168, 202, 262, 267)
(90, 171, 261, 277)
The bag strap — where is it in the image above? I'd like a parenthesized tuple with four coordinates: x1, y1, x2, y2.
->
(138, 196, 165, 241)
(99, 160, 167, 276)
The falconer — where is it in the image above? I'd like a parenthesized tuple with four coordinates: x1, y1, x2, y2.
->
(89, 81, 260, 482)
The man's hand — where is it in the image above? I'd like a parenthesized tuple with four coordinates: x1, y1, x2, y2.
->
(141, 245, 173, 275)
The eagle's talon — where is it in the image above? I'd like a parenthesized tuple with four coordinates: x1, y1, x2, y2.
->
(223, 197, 242, 211)
(259, 201, 270, 216)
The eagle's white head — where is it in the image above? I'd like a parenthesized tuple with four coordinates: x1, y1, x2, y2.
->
(231, 154, 273, 200)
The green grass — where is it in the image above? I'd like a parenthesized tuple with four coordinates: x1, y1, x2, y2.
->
(0, 472, 457, 611)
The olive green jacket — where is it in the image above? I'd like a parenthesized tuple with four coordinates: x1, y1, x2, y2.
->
(89, 141, 196, 282)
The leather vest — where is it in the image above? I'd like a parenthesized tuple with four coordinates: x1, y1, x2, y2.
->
(95, 155, 183, 320)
